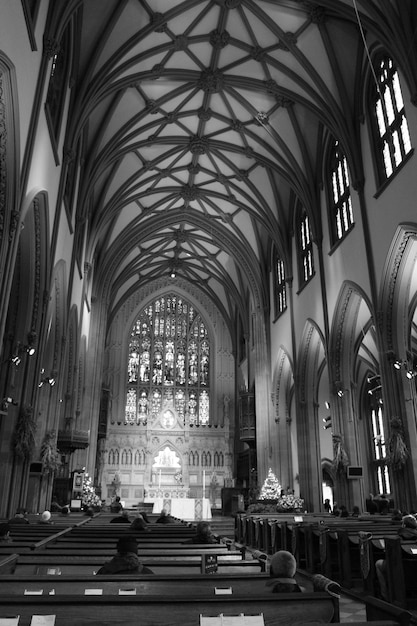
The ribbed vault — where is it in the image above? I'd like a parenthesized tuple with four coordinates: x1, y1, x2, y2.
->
(57, 0, 407, 330)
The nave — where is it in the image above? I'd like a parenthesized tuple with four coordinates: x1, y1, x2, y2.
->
(0, 507, 416, 625)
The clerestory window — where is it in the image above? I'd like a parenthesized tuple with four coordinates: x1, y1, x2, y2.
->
(297, 209, 314, 287)
(328, 140, 354, 245)
(126, 295, 210, 426)
(274, 251, 287, 318)
(369, 53, 412, 187)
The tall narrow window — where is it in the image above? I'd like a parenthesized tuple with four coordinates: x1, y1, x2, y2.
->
(298, 209, 314, 287)
(126, 295, 210, 426)
(274, 251, 287, 317)
(368, 380, 390, 495)
(369, 53, 412, 185)
(328, 140, 354, 244)
(45, 26, 71, 154)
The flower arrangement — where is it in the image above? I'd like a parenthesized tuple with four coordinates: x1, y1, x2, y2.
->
(40, 430, 61, 475)
(386, 416, 409, 470)
(13, 404, 36, 460)
(332, 434, 349, 474)
(276, 494, 305, 511)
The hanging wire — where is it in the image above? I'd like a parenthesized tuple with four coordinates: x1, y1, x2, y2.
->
(352, 0, 384, 101)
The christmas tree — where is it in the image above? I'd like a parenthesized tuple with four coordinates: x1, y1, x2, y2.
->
(81, 472, 102, 508)
(259, 468, 282, 500)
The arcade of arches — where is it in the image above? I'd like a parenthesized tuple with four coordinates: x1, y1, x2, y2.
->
(1, 1, 417, 518)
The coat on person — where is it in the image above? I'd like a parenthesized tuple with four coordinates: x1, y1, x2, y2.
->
(266, 550, 304, 593)
(96, 536, 153, 575)
(183, 521, 219, 544)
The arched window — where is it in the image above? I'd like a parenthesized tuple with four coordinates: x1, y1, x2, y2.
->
(45, 25, 72, 155)
(368, 53, 412, 187)
(327, 139, 354, 245)
(297, 208, 314, 287)
(126, 295, 210, 425)
(366, 377, 391, 495)
(273, 249, 287, 318)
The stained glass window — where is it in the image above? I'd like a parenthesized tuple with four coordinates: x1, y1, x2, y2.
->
(328, 140, 354, 243)
(298, 209, 314, 286)
(126, 295, 210, 425)
(370, 54, 412, 185)
(274, 252, 287, 317)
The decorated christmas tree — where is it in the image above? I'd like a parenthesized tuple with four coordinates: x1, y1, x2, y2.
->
(259, 468, 282, 500)
(81, 472, 102, 508)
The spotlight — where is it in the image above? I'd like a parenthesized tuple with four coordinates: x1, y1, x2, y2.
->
(393, 360, 403, 370)
(337, 389, 344, 398)
(322, 416, 332, 430)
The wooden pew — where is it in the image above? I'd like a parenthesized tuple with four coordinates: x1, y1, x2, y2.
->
(0, 591, 340, 625)
(383, 536, 417, 609)
(0, 552, 265, 576)
(0, 572, 274, 596)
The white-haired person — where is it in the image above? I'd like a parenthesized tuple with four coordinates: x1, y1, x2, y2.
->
(266, 550, 306, 593)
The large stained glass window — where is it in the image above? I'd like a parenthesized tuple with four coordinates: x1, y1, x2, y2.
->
(125, 295, 210, 425)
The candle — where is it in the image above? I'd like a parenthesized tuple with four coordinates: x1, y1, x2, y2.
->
(203, 470, 205, 496)
(159, 469, 161, 489)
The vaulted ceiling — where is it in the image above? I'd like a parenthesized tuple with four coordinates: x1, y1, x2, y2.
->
(63, 0, 394, 331)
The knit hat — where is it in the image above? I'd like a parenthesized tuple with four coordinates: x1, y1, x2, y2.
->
(402, 514, 417, 529)
(270, 550, 297, 577)
(41, 511, 51, 522)
(117, 535, 138, 554)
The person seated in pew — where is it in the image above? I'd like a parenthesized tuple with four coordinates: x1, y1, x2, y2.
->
(110, 495, 123, 513)
(96, 535, 154, 575)
(375, 514, 417, 600)
(38, 510, 53, 524)
(110, 510, 131, 524)
(130, 513, 150, 532)
(0, 523, 12, 543)
(155, 509, 175, 524)
(8, 508, 29, 524)
(265, 550, 305, 593)
(136, 505, 150, 524)
(366, 493, 379, 515)
(182, 521, 219, 544)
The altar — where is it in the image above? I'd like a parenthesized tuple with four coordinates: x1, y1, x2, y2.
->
(151, 497, 212, 521)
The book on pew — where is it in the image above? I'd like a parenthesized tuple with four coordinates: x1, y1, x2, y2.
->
(84, 589, 103, 595)
(0, 617, 20, 626)
(118, 589, 137, 595)
(24, 590, 43, 595)
(215, 587, 232, 595)
(200, 614, 264, 626)
(30, 616, 55, 626)
(202, 553, 218, 574)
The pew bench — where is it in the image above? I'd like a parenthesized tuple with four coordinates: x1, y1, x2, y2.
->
(0, 591, 340, 625)
(0, 553, 265, 576)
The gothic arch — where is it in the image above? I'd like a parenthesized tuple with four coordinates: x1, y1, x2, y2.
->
(296, 319, 326, 511)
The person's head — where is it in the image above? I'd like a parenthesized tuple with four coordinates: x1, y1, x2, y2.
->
(41, 511, 51, 522)
(121, 510, 129, 519)
(159, 509, 167, 517)
(0, 523, 10, 539)
(352, 506, 360, 516)
(115, 496, 121, 503)
(269, 550, 297, 578)
(402, 514, 417, 529)
(196, 521, 211, 536)
(117, 535, 138, 555)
